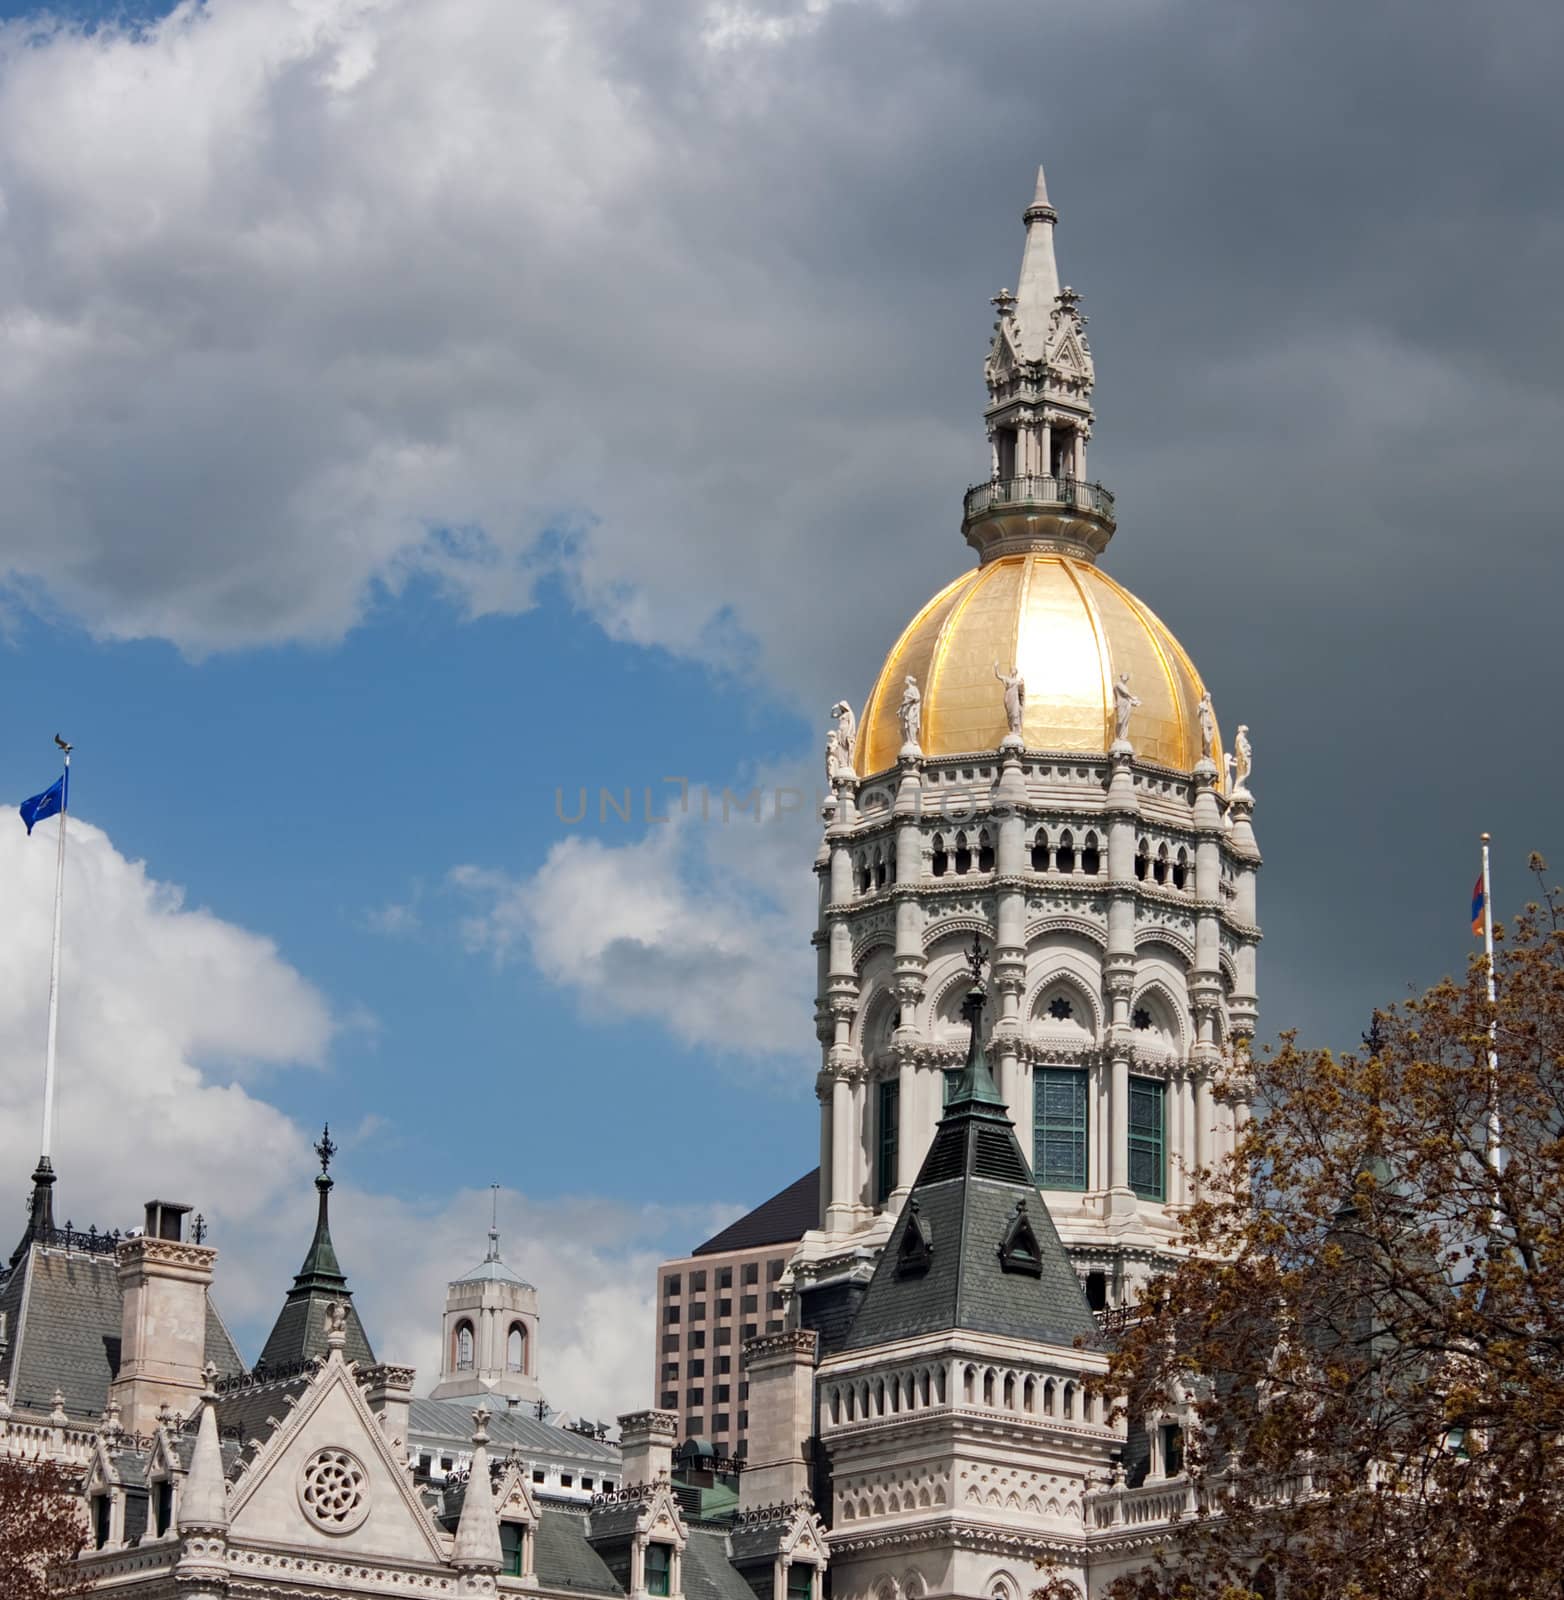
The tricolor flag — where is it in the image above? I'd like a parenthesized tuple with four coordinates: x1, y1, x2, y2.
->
(19, 772, 67, 835)
(1471, 875, 1486, 940)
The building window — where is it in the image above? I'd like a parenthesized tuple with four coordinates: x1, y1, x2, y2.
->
(768, 1291, 784, 1311)
(742, 1323, 757, 1340)
(1129, 1076, 1166, 1200)
(717, 1267, 732, 1289)
(689, 1330, 705, 1349)
(689, 1270, 707, 1291)
(661, 1334, 680, 1353)
(508, 1322, 527, 1373)
(738, 1381, 749, 1401)
(687, 1415, 704, 1435)
(713, 1412, 730, 1432)
(741, 1294, 758, 1314)
(743, 1263, 759, 1285)
(561, 1474, 573, 1488)
(1047, 995, 1073, 1021)
(454, 1320, 475, 1371)
(715, 1327, 732, 1346)
(766, 1319, 783, 1334)
(664, 1274, 681, 1296)
(662, 1362, 679, 1381)
(661, 1391, 678, 1408)
(788, 1566, 815, 1600)
(501, 1522, 526, 1577)
(583, 1476, 594, 1491)
(687, 1358, 705, 1377)
(767, 1259, 785, 1281)
(663, 1305, 681, 1325)
(92, 1495, 111, 1549)
(1034, 1068, 1088, 1190)
(687, 1388, 704, 1406)
(533, 1469, 546, 1483)
(646, 1545, 673, 1597)
(716, 1356, 731, 1375)
(688, 1301, 707, 1322)
(1132, 1007, 1152, 1031)
(715, 1384, 731, 1402)
(876, 1077, 899, 1203)
(716, 1298, 732, 1317)
(1162, 1422, 1184, 1477)
(154, 1479, 173, 1536)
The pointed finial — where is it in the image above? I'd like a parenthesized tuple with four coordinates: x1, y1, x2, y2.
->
(964, 932, 989, 990)
(1024, 163, 1057, 224)
(314, 1123, 336, 1175)
(192, 1213, 207, 1245)
(487, 1184, 501, 1261)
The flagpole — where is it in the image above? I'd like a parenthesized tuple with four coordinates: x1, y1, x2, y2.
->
(38, 748, 70, 1162)
(1480, 831, 1501, 1192)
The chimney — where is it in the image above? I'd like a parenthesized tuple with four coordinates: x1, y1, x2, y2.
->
(739, 1330, 818, 1507)
(616, 1410, 677, 1486)
(111, 1201, 217, 1433)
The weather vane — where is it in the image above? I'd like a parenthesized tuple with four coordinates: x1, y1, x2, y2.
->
(314, 1123, 337, 1176)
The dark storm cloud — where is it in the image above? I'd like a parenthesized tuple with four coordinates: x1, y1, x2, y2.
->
(0, 0, 1558, 1050)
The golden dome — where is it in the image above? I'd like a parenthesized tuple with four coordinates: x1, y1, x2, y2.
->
(857, 553, 1219, 777)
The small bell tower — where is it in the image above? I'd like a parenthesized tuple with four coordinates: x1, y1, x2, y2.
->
(430, 1190, 542, 1405)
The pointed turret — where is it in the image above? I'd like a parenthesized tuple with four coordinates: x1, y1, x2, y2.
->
(178, 1368, 229, 1532)
(840, 946, 1101, 1353)
(10, 1156, 57, 1267)
(1012, 164, 1061, 362)
(451, 1407, 504, 1572)
(256, 1127, 375, 1369)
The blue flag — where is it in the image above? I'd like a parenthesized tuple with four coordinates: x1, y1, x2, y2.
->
(19, 772, 67, 835)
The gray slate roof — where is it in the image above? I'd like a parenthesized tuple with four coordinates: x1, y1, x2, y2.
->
(842, 995, 1101, 1354)
(0, 1243, 243, 1419)
(684, 1526, 766, 1600)
(408, 1397, 620, 1463)
(535, 1508, 622, 1595)
(256, 1173, 375, 1370)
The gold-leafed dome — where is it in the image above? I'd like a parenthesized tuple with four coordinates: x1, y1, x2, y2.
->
(857, 553, 1219, 777)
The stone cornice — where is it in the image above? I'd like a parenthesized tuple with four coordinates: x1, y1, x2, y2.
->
(115, 1236, 217, 1276)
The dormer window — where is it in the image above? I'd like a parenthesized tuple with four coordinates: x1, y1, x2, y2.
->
(646, 1543, 673, 1598)
(153, 1478, 173, 1537)
(787, 1565, 816, 1600)
(92, 1493, 112, 1550)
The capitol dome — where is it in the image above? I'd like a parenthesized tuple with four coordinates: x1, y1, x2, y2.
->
(855, 551, 1219, 777)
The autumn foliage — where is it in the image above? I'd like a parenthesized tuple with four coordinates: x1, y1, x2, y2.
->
(0, 1454, 88, 1599)
(1104, 859, 1564, 1600)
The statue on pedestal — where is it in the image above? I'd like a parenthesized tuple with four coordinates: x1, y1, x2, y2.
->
(1112, 671, 1140, 749)
(830, 700, 857, 776)
(1233, 723, 1253, 792)
(897, 676, 922, 755)
(993, 662, 1025, 745)
(1197, 691, 1217, 763)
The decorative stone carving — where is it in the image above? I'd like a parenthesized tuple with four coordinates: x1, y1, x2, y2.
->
(992, 663, 1025, 748)
(1111, 672, 1139, 750)
(826, 730, 841, 785)
(298, 1446, 371, 1534)
(898, 677, 923, 757)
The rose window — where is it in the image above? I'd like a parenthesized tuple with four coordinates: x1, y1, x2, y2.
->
(298, 1447, 370, 1533)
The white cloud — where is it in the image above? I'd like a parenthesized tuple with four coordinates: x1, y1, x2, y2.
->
(0, 0, 948, 690)
(451, 759, 820, 1063)
(0, 810, 732, 1418)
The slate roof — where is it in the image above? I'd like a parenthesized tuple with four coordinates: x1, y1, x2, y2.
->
(256, 1172, 375, 1370)
(0, 1239, 248, 1420)
(408, 1397, 620, 1464)
(841, 983, 1101, 1354)
(535, 1508, 622, 1595)
(684, 1526, 765, 1600)
(694, 1170, 819, 1256)
(214, 1370, 316, 1461)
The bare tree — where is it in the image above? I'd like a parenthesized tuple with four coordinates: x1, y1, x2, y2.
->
(0, 1456, 88, 1599)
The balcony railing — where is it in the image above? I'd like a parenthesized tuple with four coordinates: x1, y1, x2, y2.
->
(963, 474, 1116, 521)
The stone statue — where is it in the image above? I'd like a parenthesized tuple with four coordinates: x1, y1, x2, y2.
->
(1197, 691, 1217, 762)
(1112, 671, 1140, 748)
(1233, 723, 1253, 791)
(824, 729, 840, 785)
(993, 662, 1025, 744)
(897, 675, 922, 753)
(830, 700, 857, 774)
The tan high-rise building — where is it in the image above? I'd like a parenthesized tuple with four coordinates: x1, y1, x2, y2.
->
(651, 1170, 817, 1461)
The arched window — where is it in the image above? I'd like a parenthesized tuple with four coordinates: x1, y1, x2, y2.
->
(454, 1320, 475, 1372)
(1173, 847, 1189, 891)
(1056, 829, 1075, 874)
(874, 848, 888, 890)
(1082, 831, 1101, 875)
(1031, 828, 1049, 872)
(857, 853, 872, 894)
(1154, 843, 1169, 885)
(1134, 838, 1149, 881)
(507, 1323, 527, 1373)
(977, 829, 995, 873)
(953, 831, 973, 875)
(931, 834, 948, 877)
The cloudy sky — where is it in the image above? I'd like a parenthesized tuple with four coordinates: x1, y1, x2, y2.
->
(0, 0, 1558, 1418)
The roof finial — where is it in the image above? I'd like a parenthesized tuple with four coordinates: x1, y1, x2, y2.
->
(314, 1123, 336, 1176)
(487, 1183, 501, 1262)
(1025, 162, 1055, 222)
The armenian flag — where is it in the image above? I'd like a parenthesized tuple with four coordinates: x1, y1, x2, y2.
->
(1472, 874, 1486, 939)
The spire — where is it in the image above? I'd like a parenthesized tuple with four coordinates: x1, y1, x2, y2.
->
(452, 1407, 503, 1572)
(178, 1367, 229, 1533)
(486, 1183, 502, 1264)
(256, 1126, 376, 1370)
(1012, 163, 1060, 361)
(944, 938, 1007, 1114)
(10, 1155, 57, 1267)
